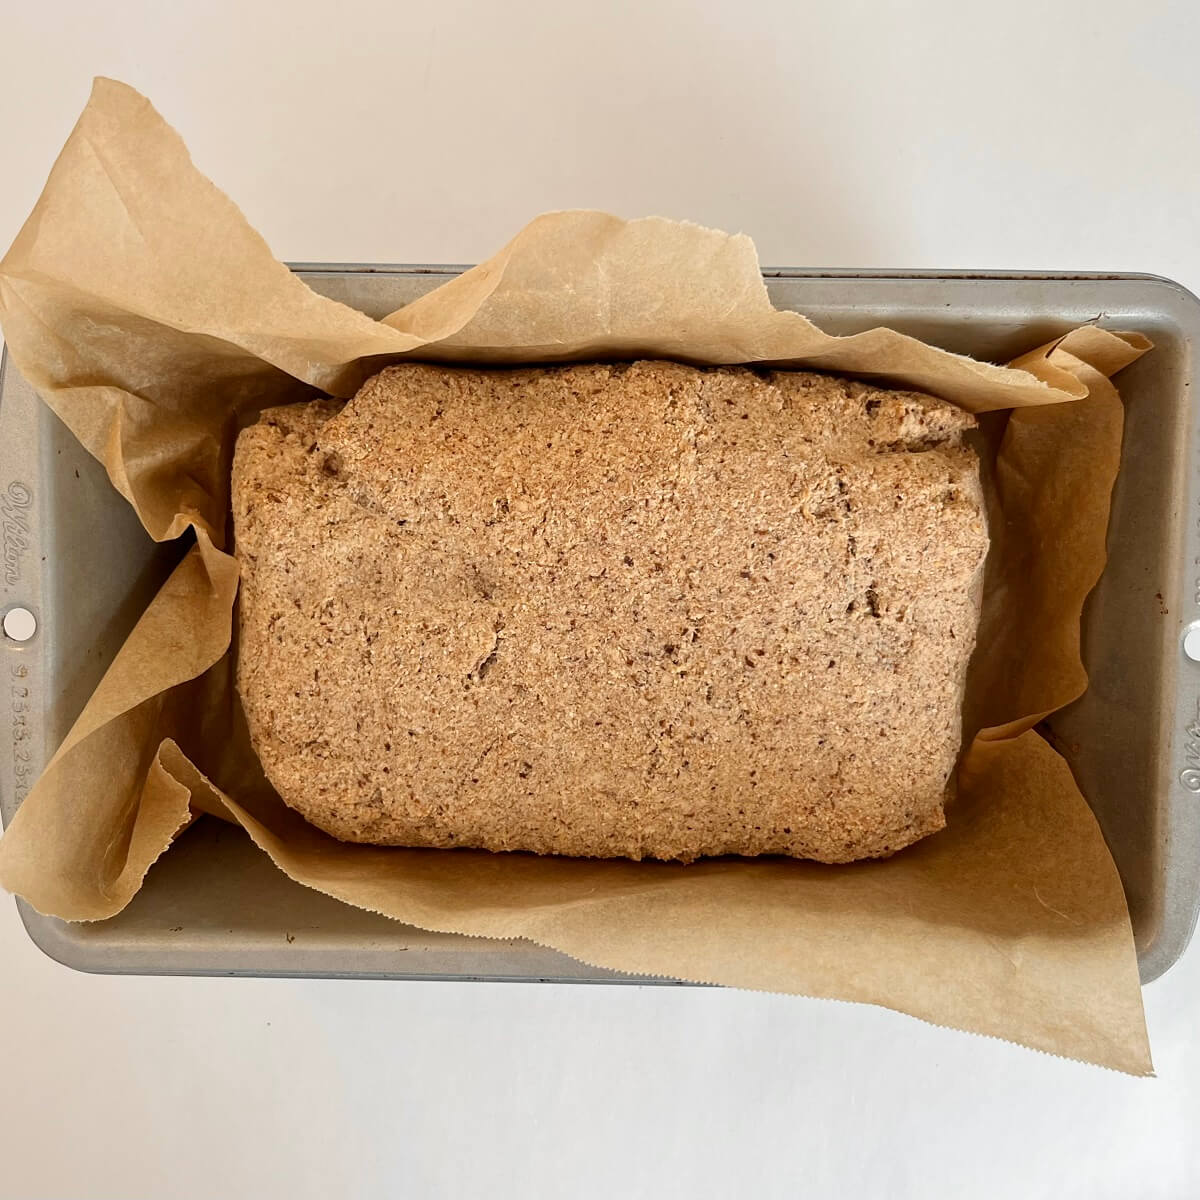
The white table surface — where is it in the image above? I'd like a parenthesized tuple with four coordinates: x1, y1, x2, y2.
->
(2, 3, 1198, 1197)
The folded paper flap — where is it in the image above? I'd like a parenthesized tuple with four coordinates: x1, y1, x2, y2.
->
(4, 80, 420, 375)
(389, 208, 1084, 412)
(45, 530, 237, 766)
(0, 78, 1152, 1073)
(0, 536, 236, 917)
(172, 730, 1152, 1075)
(963, 328, 1134, 742)
(1010, 325, 1151, 388)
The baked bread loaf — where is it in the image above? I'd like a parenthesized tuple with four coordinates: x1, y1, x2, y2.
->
(232, 362, 988, 863)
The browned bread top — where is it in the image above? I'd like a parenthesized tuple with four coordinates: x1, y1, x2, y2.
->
(232, 361, 987, 862)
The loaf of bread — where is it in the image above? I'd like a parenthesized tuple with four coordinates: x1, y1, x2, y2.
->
(232, 362, 988, 863)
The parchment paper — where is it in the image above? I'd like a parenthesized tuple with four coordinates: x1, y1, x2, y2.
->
(0, 79, 1153, 1073)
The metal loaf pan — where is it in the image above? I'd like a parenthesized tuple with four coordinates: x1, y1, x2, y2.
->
(2, 267, 1198, 985)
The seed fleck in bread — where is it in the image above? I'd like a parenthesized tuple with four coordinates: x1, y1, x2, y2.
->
(232, 362, 988, 862)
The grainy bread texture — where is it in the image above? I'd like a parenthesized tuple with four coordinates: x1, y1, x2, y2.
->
(232, 362, 988, 863)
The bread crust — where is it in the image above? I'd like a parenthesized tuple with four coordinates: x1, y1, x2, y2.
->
(232, 362, 987, 862)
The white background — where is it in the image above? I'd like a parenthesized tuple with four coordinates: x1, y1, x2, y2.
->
(2, 2, 1199, 1196)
